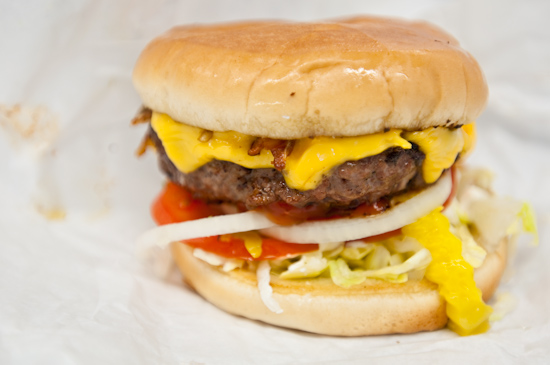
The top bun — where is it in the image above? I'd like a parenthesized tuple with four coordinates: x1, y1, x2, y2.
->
(133, 16, 488, 139)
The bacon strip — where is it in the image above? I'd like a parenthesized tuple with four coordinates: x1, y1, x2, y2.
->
(131, 106, 152, 125)
(271, 140, 295, 170)
(136, 131, 156, 156)
(248, 138, 294, 170)
(132, 107, 154, 156)
(248, 138, 266, 156)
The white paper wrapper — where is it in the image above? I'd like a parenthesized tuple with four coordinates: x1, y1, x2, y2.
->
(1, 0, 549, 363)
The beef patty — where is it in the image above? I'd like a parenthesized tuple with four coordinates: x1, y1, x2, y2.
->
(148, 127, 429, 210)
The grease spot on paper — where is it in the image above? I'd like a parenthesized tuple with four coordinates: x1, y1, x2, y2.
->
(489, 291, 518, 322)
(88, 167, 115, 220)
(0, 104, 59, 156)
(34, 204, 67, 221)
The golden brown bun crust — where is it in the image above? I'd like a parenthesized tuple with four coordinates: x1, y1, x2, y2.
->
(171, 240, 507, 336)
(133, 16, 488, 139)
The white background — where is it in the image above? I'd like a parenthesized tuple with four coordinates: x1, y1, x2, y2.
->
(0, 0, 549, 363)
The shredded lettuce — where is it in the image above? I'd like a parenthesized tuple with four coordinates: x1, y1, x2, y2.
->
(279, 251, 328, 279)
(467, 197, 538, 248)
(456, 167, 494, 199)
(452, 225, 487, 268)
(363, 248, 431, 281)
(328, 248, 432, 288)
(275, 235, 434, 287)
(323, 244, 345, 259)
(468, 197, 523, 246)
(363, 244, 392, 270)
(339, 242, 375, 261)
(408, 267, 427, 280)
(443, 199, 470, 226)
(516, 202, 538, 245)
(328, 259, 371, 288)
(390, 253, 404, 266)
(455, 168, 538, 248)
(384, 236, 424, 254)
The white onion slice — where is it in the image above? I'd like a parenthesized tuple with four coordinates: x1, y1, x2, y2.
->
(260, 171, 452, 244)
(137, 211, 276, 250)
(137, 172, 451, 253)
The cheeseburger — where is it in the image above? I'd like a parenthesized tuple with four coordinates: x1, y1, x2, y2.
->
(133, 16, 536, 336)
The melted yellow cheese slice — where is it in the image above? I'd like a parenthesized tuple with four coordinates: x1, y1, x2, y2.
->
(151, 113, 274, 171)
(152, 113, 471, 191)
(460, 123, 477, 161)
(404, 127, 465, 184)
(285, 130, 411, 190)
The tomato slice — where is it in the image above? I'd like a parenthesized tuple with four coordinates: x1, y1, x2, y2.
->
(151, 182, 318, 260)
(152, 182, 224, 224)
(442, 167, 457, 210)
(183, 236, 318, 261)
(151, 173, 457, 261)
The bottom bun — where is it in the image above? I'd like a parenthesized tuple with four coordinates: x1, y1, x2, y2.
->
(171, 240, 507, 336)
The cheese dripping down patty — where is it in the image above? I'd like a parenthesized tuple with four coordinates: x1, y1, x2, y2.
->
(151, 112, 475, 190)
